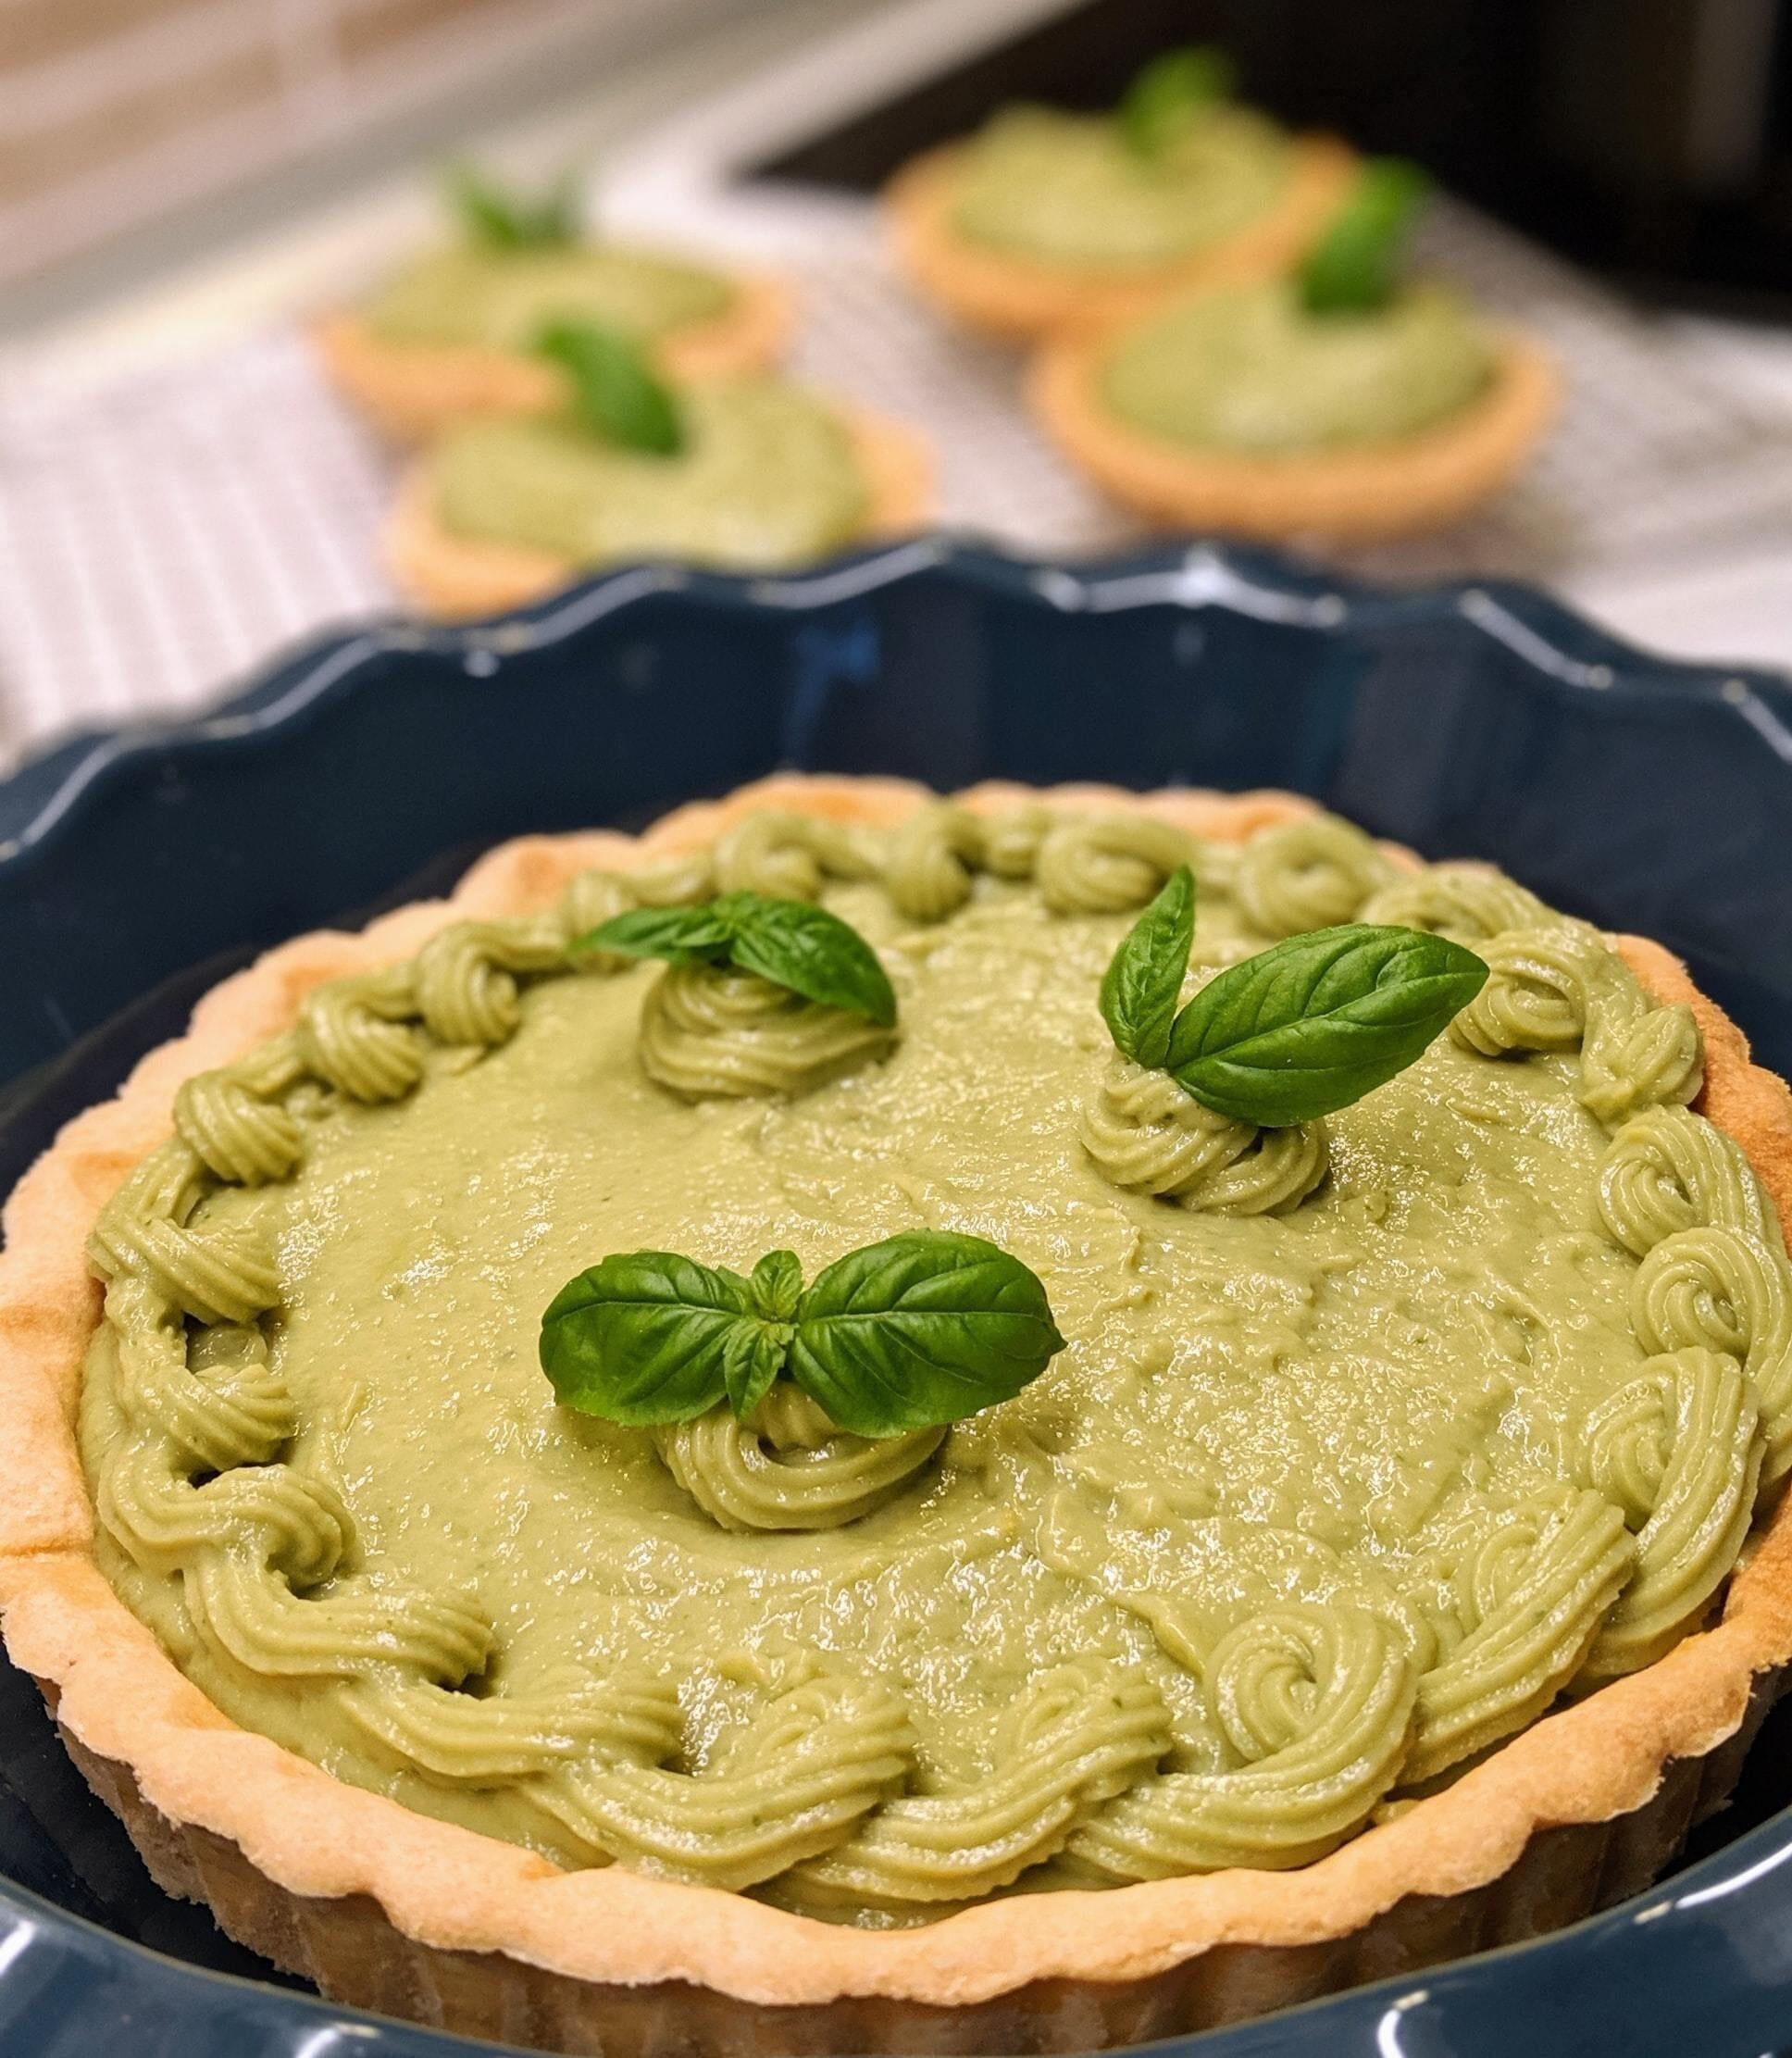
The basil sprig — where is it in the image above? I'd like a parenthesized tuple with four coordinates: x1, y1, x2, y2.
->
(1299, 158, 1431, 315)
(1100, 862, 1196, 1068)
(449, 165, 579, 250)
(579, 889, 896, 1027)
(1100, 871, 1487, 1125)
(540, 1232, 1065, 1437)
(1117, 46, 1238, 159)
(536, 320, 684, 457)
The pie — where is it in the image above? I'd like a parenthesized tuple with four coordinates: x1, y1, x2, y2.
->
(315, 241, 794, 444)
(888, 96, 1355, 343)
(3, 776, 1789, 2055)
(1029, 279, 1559, 542)
(383, 388, 934, 619)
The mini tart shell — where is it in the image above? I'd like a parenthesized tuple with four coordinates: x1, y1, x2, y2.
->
(887, 133, 1357, 343)
(4, 775, 1792, 2056)
(382, 407, 936, 620)
(311, 270, 797, 444)
(1030, 318, 1561, 542)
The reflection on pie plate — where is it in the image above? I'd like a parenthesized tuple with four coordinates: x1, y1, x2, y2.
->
(3, 775, 1792, 2058)
(382, 411, 936, 620)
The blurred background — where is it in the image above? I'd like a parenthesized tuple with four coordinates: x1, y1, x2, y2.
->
(2, 0, 1790, 772)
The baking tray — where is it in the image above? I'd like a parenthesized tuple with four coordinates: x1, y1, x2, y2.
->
(4, 538, 1792, 2056)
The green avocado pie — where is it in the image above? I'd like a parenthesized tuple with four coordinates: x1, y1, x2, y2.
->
(314, 165, 797, 444)
(3, 776, 1791, 2056)
(1032, 162, 1561, 542)
(384, 326, 934, 619)
(888, 48, 1357, 342)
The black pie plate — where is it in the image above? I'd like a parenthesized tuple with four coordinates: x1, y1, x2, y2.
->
(4, 539, 1792, 2057)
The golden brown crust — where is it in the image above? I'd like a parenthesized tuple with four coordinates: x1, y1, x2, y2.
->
(381, 410, 937, 620)
(312, 272, 798, 444)
(886, 135, 1357, 343)
(1028, 318, 1561, 541)
(3, 776, 1791, 2044)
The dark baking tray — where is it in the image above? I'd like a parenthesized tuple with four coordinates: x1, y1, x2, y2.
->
(4, 538, 1792, 2056)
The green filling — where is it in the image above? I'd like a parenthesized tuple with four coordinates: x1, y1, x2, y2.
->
(80, 813, 1786, 1920)
(1100, 279, 1495, 452)
(362, 243, 732, 351)
(949, 105, 1292, 268)
(429, 381, 869, 569)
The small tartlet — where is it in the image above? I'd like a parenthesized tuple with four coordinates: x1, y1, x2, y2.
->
(384, 405, 935, 620)
(1030, 307, 1560, 542)
(887, 132, 1357, 343)
(314, 270, 797, 445)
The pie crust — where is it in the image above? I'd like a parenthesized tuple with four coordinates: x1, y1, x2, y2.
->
(382, 410, 936, 619)
(1029, 319, 1561, 542)
(4, 775, 1791, 2057)
(886, 136, 1357, 343)
(312, 272, 797, 444)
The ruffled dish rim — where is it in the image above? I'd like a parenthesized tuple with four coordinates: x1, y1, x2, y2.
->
(3, 772, 1792, 2014)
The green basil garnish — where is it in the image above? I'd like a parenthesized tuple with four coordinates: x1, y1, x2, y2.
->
(1098, 881, 1487, 1126)
(1164, 923, 1488, 1125)
(539, 1251, 765, 1426)
(535, 320, 684, 457)
(541, 1232, 1065, 1437)
(1117, 46, 1238, 159)
(1299, 158, 1431, 315)
(1099, 863, 1194, 1069)
(449, 165, 579, 250)
(579, 889, 897, 1028)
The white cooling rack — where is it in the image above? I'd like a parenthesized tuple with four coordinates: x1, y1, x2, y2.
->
(1, 187, 1788, 772)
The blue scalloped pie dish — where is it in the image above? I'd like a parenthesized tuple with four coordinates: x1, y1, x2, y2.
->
(5, 539, 1792, 2058)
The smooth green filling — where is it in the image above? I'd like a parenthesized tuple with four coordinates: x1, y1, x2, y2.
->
(1101, 280, 1495, 452)
(430, 381, 869, 569)
(362, 244, 733, 351)
(79, 812, 1785, 1918)
(949, 105, 1292, 268)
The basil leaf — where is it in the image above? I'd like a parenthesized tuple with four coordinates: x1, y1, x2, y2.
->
(540, 1252, 757, 1424)
(717, 893, 898, 1029)
(1117, 46, 1237, 158)
(790, 1231, 1065, 1438)
(576, 904, 733, 963)
(449, 165, 578, 249)
(723, 1321, 786, 1420)
(1100, 864, 1195, 1068)
(536, 320, 683, 456)
(1299, 159, 1431, 315)
(1165, 923, 1488, 1126)
(750, 1248, 804, 1323)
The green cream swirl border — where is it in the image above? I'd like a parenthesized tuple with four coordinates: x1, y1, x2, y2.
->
(10, 769, 1792, 1926)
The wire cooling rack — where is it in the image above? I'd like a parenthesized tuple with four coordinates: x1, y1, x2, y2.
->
(1, 191, 1788, 771)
